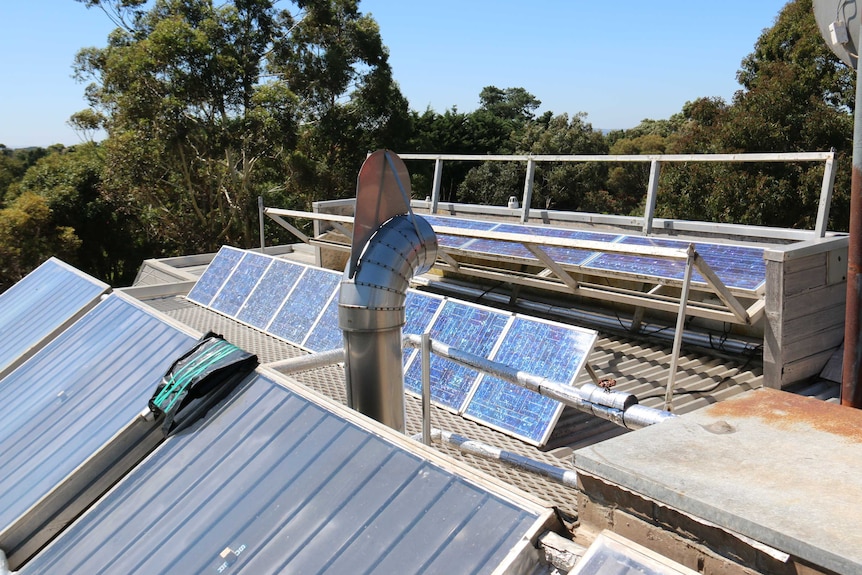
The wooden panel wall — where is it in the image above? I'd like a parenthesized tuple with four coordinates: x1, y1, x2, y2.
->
(764, 247, 847, 388)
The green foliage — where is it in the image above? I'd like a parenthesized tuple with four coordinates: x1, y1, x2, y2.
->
(0, 192, 81, 292)
(14, 143, 149, 285)
(655, 0, 853, 231)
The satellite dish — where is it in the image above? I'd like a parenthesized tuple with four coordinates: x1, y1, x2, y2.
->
(813, 0, 859, 69)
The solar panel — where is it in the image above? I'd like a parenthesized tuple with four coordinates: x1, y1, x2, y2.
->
(235, 259, 306, 330)
(0, 258, 108, 377)
(424, 214, 501, 248)
(267, 267, 341, 344)
(464, 316, 597, 445)
(465, 222, 617, 266)
(403, 300, 510, 411)
(210, 251, 272, 316)
(302, 291, 341, 352)
(583, 236, 766, 292)
(0, 292, 196, 536)
(186, 246, 244, 305)
(20, 371, 544, 575)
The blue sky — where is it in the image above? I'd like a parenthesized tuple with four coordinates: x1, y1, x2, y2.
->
(1, 0, 790, 148)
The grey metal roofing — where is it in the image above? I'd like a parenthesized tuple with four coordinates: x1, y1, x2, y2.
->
(21, 370, 547, 575)
(0, 257, 108, 377)
(0, 292, 196, 537)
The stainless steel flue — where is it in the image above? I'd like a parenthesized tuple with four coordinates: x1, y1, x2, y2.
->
(339, 151, 437, 431)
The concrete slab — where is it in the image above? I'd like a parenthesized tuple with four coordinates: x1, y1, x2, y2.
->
(573, 388, 862, 575)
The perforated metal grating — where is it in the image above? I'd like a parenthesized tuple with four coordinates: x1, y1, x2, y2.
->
(143, 294, 763, 519)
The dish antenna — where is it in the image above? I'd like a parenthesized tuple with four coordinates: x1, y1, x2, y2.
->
(813, 0, 859, 68)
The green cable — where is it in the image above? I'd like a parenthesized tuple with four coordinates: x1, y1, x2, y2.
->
(156, 341, 236, 407)
(154, 340, 239, 410)
(156, 343, 238, 412)
(153, 340, 232, 406)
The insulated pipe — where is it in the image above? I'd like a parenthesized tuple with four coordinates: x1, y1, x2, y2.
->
(266, 348, 345, 373)
(340, 215, 437, 431)
(428, 428, 579, 488)
(402, 334, 673, 430)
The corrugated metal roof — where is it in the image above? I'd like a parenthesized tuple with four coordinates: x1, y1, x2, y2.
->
(22, 370, 547, 575)
(0, 292, 196, 541)
(0, 257, 108, 376)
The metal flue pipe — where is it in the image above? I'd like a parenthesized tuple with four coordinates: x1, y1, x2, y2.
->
(340, 215, 437, 431)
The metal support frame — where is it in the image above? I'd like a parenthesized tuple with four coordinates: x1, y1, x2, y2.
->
(664, 246, 696, 411)
(431, 157, 443, 214)
(521, 158, 536, 223)
(643, 160, 661, 235)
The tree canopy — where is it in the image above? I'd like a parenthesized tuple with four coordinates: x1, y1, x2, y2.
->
(0, 0, 854, 290)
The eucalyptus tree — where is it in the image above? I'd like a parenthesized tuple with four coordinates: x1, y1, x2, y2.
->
(74, 0, 406, 253)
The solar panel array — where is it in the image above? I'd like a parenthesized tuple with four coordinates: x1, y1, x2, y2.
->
(186, 246, 597, 445)
(425, 214, 767, 292)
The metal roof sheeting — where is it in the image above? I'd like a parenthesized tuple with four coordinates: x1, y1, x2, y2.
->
(22, 370, 546, 575)
(0, 292, 196, 534)
(0, 257, 108, 377)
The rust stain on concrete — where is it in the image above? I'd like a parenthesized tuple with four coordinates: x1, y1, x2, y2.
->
(706, 388, 862, 443)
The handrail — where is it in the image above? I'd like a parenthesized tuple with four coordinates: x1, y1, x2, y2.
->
(396, 151, 837, 237)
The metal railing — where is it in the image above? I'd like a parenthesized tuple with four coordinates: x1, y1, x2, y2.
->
(396, 151, 838, 238)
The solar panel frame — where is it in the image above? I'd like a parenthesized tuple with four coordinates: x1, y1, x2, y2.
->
(401, 290, 446, 368)
(235, 259, 306, 330)
(266, 267, 341, 345)
(463, 315, 598, 445)
(20, 370, 546, 575)
(581, 235, 767, 293)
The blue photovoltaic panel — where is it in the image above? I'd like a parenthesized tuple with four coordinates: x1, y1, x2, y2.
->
(186, 246, 244, 305)
(0, 293, 196, 532)
(235, 259, 305, 330)
(404, 291, 444, 335)
(209, 251, 272, 316)
(584, 236, 766, 292)
(401, 290, 445, 367)
(268, 267, 340, 344)
(466, 223, 617, 266)
(464, 317, 597, 445)
(302, 293, 341, 352)
(424, 215, 500, 249)
(404, 301, 509, 411)
(0, 258, 107, 376)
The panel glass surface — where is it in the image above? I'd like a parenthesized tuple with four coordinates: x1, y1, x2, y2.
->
(210, 252, 272, 316)
(465, 223, 615, 266)
(404, 301, 509, 411)
(21, 373, 540, 575)
(424, 215, 500, 248)
(464, 318, 597, 445)
(0, 293, 196, 531)
(302, 293, 341, 352)
(401, 290, 445, 367)
(235, 259, 306, 329)
(0, 258, 107, 373)
(583, 236, 766, 291)
(268, 267, 340, 344)
(186, 246, 244, 305)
